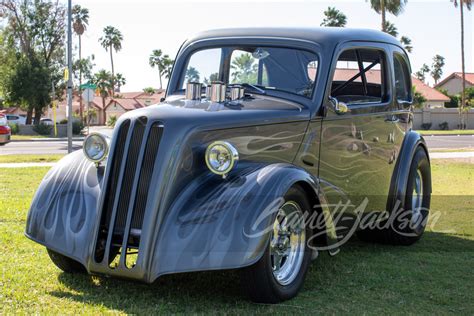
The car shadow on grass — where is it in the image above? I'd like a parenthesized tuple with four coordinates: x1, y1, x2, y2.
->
(49, 231, 474, 313)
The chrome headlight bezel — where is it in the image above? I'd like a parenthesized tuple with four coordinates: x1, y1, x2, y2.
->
(205, 141, 239, 178)
(83, 133, 109, 163)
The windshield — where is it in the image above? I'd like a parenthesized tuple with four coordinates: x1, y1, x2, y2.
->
(180, 46, 318, 98)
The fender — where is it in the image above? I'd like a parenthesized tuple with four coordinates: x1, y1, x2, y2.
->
(25, 151, 103, 267)
(150, 162, 338, 281)
(387, 130, 430, 212)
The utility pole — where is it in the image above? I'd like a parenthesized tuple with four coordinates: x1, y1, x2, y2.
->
(67, 0, 73, 153)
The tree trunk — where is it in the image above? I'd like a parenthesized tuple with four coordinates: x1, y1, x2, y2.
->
(460, 2, 466, 129)
(110, 45, 115, 97)
(26, 109, 33, 125)
(33, 108, 42, 125)
(381, 0, 386, 32)
(102, 97, 106, 125)
(159, 70, 163, 89)
(79, 35, 83, 124)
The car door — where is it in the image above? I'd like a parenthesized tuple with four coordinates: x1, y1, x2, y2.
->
(318, 43, 402, 231)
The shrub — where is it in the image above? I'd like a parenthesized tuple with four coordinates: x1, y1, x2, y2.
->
(59, 119, 68, 124)
(73, 121, 84, 135)
(33, 123, 52, 135)
(421, 123, 432, 130)
(107, 115, 117, 127)
(8, 123, 19, 134)
(439, 121, 449, 130)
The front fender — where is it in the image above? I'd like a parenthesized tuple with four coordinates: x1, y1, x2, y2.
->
(150, 163, 336, 280)
(25, 151, 103, 267)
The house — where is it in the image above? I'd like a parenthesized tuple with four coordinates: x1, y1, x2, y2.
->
(434, 72, 474, 95)
(103, 90, 165, 122)
(51, 94, 106, 125)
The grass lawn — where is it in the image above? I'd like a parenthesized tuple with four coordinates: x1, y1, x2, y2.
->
(0, 162, 473, 314)
(0, 154, 65, 163)
(418, 129, 474, 135)
(10, 135, 50, 141)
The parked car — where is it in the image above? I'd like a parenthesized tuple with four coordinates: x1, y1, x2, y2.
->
(39, 118, 54, 126)
(6, 114, 26, 125)
(26, 28, 431, 303)
(0, 114, 11, 145)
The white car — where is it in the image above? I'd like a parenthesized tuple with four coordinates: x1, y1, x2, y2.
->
(40, 118, 54, 126)
(6, 114, 26, 125)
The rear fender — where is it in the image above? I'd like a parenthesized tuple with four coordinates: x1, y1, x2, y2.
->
(150, 162, 338, 280)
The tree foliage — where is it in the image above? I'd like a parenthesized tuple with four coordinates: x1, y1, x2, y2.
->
(415, 64, 430, 82)
(412, 86, 427, 109)
(230, 53, 257, 83)
(149, 49, 173, 88)
(431, 54, 445, 84)
(320, 7, 347, 27)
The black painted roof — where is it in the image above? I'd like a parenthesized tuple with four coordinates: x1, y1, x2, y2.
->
(185, 27, 401, 48)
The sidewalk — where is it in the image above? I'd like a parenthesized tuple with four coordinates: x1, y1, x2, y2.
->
(430, 151, 474, 159)
(11, 137, 84, 142)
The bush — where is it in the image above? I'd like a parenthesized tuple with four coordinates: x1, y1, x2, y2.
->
(421, 123, 432, 130)
(73, 121, 84, 135)
(33, 123, 52, 135)
(8, 123, 19, 134)
(439, 121, 449, 130)
(59, 119, 68, 124)
(107, 115, 117, 127)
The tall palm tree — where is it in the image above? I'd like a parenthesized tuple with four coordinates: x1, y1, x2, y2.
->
(368, 0, 408, 32)
(431, 55, 445, 85)
(162, 56, 174, 81)
(149, 49, 170, 89)
(94, 70, 113, 111)
(400, 36, 412, 53)
(320, 7, 347, 27)
(115, 73, 126, 92)
(231, 53, 257, 83)
(452, 0, 472, 129)
(72, 4, 89, 123)
(99, 26, 123, 96)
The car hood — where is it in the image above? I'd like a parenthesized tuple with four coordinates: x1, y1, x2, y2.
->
(117, 94, 309, 131)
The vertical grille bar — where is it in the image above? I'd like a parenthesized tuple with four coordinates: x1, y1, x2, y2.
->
(108, 118, 147, 260)
(94, 120, 130, 263)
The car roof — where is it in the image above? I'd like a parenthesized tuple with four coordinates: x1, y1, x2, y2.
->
(185, 27, 402, 48)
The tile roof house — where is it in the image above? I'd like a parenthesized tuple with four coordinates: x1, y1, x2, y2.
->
(434, 72, 474, 96)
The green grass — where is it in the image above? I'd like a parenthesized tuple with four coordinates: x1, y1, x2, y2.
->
(0, 154, 64, 163)
(418, 129, 474, 135)
(0, 162, 473, 314)
(10, 135, 50, 140)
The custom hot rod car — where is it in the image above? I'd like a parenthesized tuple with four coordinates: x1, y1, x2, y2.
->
(26, 28, 431, 303)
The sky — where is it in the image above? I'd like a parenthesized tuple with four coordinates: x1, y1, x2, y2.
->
(75, 0, 473, 92)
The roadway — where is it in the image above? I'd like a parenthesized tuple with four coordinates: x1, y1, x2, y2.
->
(0, 135, 472, 155)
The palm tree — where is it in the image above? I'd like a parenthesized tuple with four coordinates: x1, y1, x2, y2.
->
(143, 87, 155, 95)
(72, 4, 89, 123)
(383, 20, 398, 37)
(149, 49, 170, 89)
(94, 70, 113, 110)
(99, 26, 123, 96)
(452, 0, 472, 129)
(115, 73, 126, 92)
(162, 56, 174, 81)
(368, 0, 408, 32)
(185, 67, 200, 82)
(231, 53, 257, 83)
(320, 7, 347, 27)
(431, 55, 445, 85)
(415, 64, 430, 82)
(400, 36, 413, 53)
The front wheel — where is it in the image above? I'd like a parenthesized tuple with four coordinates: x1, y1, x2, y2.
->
(47, 248, 86, 273)
(240, 186, 312, 303)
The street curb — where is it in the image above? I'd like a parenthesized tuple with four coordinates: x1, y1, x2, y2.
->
(11, 138, 84, 142)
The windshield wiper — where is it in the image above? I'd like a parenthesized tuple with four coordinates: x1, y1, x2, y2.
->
(241, 83, 266, 95)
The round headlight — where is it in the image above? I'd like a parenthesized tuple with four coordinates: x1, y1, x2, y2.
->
(205, 141, 239, 177)
(83, 133, 109, 163)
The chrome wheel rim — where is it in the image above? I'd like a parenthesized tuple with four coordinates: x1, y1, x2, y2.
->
(270, 201, 306, 286)
(411, 169, 423, 225)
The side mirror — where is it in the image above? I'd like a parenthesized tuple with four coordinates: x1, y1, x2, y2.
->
(329, 96, 349, 115)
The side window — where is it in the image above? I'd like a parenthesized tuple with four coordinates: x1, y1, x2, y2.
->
(331, 48, 387, 105)
(393, 53, 411, 102)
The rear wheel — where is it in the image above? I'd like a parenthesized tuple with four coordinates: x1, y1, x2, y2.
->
(357, 146, 431, 245)
(47, 248, 86, 273)
(240, 186, 312, 303)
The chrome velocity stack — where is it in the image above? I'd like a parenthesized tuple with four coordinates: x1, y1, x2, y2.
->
(230, 86, 245, 101)
(209, 82, 226, 103)
(185, 82, 202, 100)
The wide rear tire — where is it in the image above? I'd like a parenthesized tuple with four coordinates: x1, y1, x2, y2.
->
(357, 146, 431, 245)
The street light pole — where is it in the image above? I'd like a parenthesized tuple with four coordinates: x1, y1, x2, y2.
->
(66, 0, 73, 153)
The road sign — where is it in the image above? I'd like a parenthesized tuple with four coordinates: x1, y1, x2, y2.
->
(82, 88, 95, 103)
(80, 83, 97, 90)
